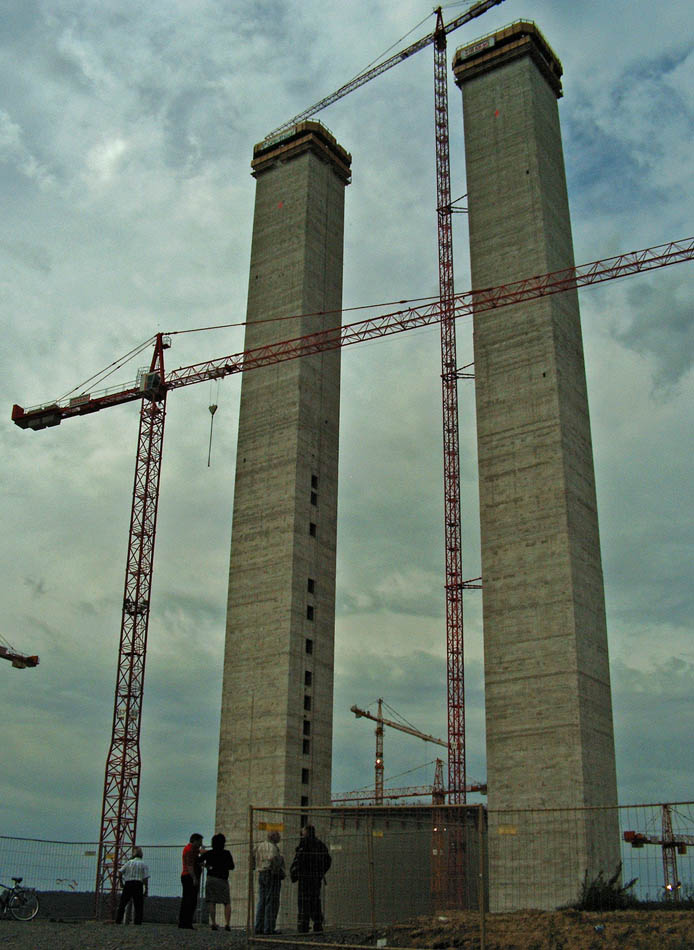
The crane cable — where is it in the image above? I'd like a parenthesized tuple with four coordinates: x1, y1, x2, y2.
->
(58, 336, 157, 403)
(352, 12, 434, 79)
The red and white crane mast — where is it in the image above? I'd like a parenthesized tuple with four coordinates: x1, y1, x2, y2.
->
(95, 335, 169, 915)
(433, 6, 466, 806)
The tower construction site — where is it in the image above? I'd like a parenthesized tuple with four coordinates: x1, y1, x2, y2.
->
(5, 0, 694, 926)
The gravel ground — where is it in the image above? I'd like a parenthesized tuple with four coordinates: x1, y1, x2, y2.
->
(8, 911, 694, 950)
(0, 919, 248, 950)
(0, 922, 375, 950)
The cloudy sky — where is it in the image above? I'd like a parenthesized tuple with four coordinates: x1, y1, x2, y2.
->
(1, 0, 692, 848)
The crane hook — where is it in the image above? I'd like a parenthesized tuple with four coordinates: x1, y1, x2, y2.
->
(207, 404, 218, 467)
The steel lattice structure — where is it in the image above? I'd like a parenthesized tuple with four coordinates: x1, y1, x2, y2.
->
(15, 237, 694, 430)
(93, 338, 168, 917)
(433, 8, 466, 807)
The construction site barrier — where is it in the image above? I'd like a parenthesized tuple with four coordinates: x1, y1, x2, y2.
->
(2, 800, 693, 941)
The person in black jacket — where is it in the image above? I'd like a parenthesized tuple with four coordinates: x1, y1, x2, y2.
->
(203, 833, 235, 931)
(290, 824, 331, 932)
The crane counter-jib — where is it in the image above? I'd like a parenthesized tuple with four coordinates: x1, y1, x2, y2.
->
(11, 386, 145, 430)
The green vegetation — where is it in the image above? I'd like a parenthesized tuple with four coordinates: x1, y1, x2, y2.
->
(573, 864, 639, 911)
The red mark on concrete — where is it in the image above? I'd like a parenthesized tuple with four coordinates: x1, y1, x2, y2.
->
(278, 201, 284, 209)
(494, 109, 500, 117)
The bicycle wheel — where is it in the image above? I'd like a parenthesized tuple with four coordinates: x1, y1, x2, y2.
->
(9, 890, 39, 921)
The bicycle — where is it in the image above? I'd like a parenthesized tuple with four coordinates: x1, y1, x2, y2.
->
(0, 877, 40, 921)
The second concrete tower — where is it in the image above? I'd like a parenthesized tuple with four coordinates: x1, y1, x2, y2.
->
(216, 123, 351, 852)
(453, 23, 619, 910)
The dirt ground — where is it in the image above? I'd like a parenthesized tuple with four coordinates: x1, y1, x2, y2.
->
(386, 909, 694, 949)
(2, 911, 694, 950)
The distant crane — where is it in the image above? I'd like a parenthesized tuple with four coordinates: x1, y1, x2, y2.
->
(332, 757, 487, 806)
(624, 804, 694, 899)
(351, 699, 448, 804)
(0, 635, 39, 670)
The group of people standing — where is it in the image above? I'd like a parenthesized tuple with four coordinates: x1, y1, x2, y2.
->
(177, 832, 234, 930)
(254, 824, 331, 935)
(115, 823, 331, 931)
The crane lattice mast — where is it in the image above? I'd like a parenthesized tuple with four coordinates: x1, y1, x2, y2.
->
(433, 6, 466, 806)
(94, 336, 168, 916)
(624, 804, 694, 899)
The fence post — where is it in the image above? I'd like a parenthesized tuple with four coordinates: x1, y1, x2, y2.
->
(478, 804, 486, 950)
(366, 813, 376, 932)
(247, 806, 255, 944)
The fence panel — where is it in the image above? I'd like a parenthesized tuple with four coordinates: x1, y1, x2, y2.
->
(3, 800, 693, 933)
(487, 801, 694, 911)
(248, 804, 484, 934)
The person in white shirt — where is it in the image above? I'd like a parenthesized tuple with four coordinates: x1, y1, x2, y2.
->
(116, 847, 150, 925)
(254, 831, 285, 934)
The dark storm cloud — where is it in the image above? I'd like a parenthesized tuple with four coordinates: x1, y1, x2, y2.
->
(565, 42, 693, 231)
(24, 576, 48, 597)
(153, 590, 226, 640)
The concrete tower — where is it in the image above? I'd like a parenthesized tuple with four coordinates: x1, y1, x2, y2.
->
(216, 122, 351, 851)
(453, 24, 619, 909)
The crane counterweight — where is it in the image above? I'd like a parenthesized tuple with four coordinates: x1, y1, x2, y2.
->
(0, 643, 39, 669)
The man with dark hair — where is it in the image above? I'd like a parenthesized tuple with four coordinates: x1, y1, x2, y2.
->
(178, 833, 204, 930)
(290, 824, 331, 933)
(116, 846, 149, 924)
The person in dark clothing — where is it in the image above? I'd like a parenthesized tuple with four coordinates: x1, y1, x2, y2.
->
(290, 824, 331, 933)
(203, 833, 235, 931)
(178, 833, 204, 929)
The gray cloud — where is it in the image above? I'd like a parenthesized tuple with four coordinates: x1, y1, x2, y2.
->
(618, 277, 694, 390)
(613, 657, 694, 803)
(0, 238, 51, 273)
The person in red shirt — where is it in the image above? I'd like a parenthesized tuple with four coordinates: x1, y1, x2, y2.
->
(178, 833, 204, 929)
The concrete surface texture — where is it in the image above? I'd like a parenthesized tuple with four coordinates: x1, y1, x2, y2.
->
(453, 23, 620, 910)
(215, 123, 351, 873)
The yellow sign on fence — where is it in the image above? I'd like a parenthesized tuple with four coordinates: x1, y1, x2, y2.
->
(257, 821, 284, 833)
(496, 825, 518, 836)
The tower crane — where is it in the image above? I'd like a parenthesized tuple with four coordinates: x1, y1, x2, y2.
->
(10, 136, 694, 928)
(8, 0, 694, 906)
(12, 237, 694, 911)
(351, 699, 447, 803)
(333, 758, 449, 806)
(624, 804, 694, 899)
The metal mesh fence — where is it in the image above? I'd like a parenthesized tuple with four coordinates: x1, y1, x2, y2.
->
(2, 801, 693, 931)
(247, 804, 486, 933)
(486, 801, 694, 909)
